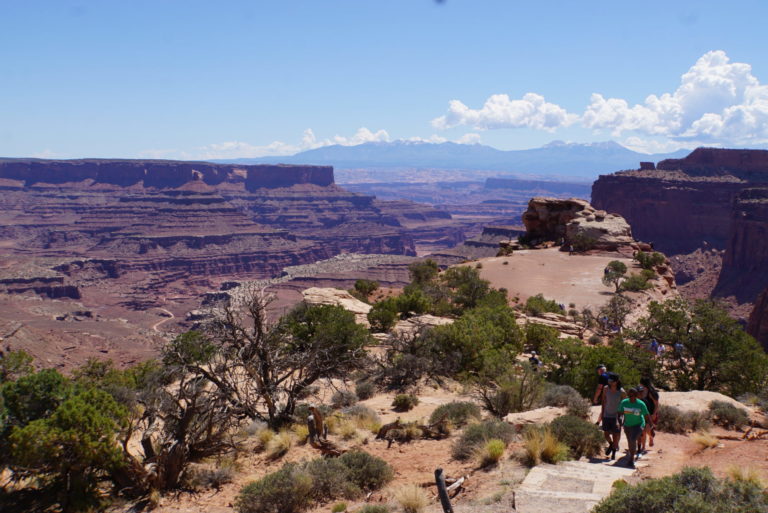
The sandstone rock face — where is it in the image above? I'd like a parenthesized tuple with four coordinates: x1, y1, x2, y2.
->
(392, 314, 454, 337)
(748, 287, 768, 351)
(522, 197, 633, 250)
(301, 287, 372, 326)
(591, 173, 742, 253)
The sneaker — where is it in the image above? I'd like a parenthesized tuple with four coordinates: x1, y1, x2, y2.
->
(627, 460, 636, 469)
(610, 448, 616, 460)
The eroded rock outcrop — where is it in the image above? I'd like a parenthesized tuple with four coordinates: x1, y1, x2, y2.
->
(522, 197, 634, 250)
(301, 287, 372, 326)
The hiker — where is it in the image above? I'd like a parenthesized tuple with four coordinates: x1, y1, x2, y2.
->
(592, 364, 611, 405)
(649, 338, 659, 355)
(569, 244, 574, 255)
(638, 377, 660, 451)
(597, 374, 625, 460)
(618, 387, 653, 469)
(528, 351, 542, 370)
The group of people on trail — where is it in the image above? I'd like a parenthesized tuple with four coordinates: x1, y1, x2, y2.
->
(594, 365, 659, 469)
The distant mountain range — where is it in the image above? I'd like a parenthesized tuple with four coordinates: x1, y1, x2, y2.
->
(214, 140, 690, 179)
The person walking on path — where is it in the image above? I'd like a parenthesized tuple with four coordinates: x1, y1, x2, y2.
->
(638, 377, 660, 451)
(597, 374, 626, 460)
(593, 364, 611, 405)
(619, 387, 654, 469)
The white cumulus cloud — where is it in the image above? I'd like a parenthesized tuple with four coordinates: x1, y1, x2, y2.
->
(584, 50, 768, 145)
(432, 93, 576, 131)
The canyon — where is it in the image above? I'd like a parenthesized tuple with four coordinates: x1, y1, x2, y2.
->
(592, 147, 768, 349)
(0, 159, 459, 366)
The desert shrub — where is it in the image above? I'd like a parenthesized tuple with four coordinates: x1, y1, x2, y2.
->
(265, 430, 293, 459)
(237, 453, 392, 513)
(190, 463, 236, 489)
(550, 415, 604, 459)
(332, 503, 347, 513)
(331, 390, 359, 409)
(620, 272, 653, 292)
(395, 289, 432, 318)
(540, 384, 583, 408)
(477, 438, 506, 467)
(635, 251, 666, 270)
(393, 484, 429, 513)
(566, 397, 591, 419)
(428, 401, 482, 427)
(338, 420, 359, 441)
(367, 298, 399, 333)
(354, 279, 379, 300)
(392, 393, 419, 412)
(477, 365, 544, 418)
(303, 457, 361, 501)
(588, 334, 602, 345)
(592, 466, 768, 513)
(236, 463, 314, 513)
(452, 420, 516, 460)
(338, 450, 394, 491)
(656, 404, 711, 434)
(570, 233, 597, 252)
(522, 426, 568, 466)
(357, 506, 390, 513)
(708, 400, 749, 430)
(355, 381, 376, 400)
(525, 294, 563, 316)
(255, 427, 275, 450)
(343, 404, 381, 431)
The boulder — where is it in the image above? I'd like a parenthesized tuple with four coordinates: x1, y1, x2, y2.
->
(392, 314, 454, 337)
(301, 287, 372, 327)
(522, 197, 634, 250)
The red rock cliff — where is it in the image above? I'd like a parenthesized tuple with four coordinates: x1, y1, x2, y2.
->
(748, 287, 768, 351)
(658, 147, 768, 180)
(0, 158, 334, 189)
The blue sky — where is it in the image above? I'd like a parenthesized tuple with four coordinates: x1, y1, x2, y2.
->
(1, 0, 767, 159)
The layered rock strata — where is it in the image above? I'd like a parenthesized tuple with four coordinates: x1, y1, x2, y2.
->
(592, 148, 768, 314)
(748, 287, 768, 351)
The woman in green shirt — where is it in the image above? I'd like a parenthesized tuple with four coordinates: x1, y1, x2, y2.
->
(618, 387, 654, 469)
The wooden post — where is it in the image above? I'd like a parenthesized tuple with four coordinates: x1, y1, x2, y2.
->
(435, 468, 453, 513)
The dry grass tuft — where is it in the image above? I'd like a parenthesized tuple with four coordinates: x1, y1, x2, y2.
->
(727, 465, 767, 488)
(265, 430, 294, 459)
(476, 438, 506, 467)
(691, 431, 719, 450)
(393, 484, 429, 513)
(523, 427, 568, 466)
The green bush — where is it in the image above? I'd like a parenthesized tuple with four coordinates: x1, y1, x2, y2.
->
(592, 466, 768, 513)
(656, 404, 711, 434)
(524, 323, 560, 352)
(236, 463, 314, 513)
(620, 272, 653, 292)
(395, 290, 432, 318)
(550, 415, 604, 459)
(331, 390, 358, 409)
(357, 506, 390, 513)
(355, 381, 376, 400)
(452, 420, 516, 460)
(428, 401, 482, 427)
(331, 503, 347, 513)
(635, 251, 666, 271)
(524, 294, 563, 316)
(338, 450, 394, 491)
(708, 401, 749, 430)
(236, 452, 392, 513)
(478, 438, 505, 466)
(367, 298, 399, 333)
(392, 394, 419, 412)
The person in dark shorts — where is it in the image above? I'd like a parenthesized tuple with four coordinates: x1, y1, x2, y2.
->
(619, 387, 653, 469)
(638, 377, 660, 451)
(597, 374, 625, 459)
